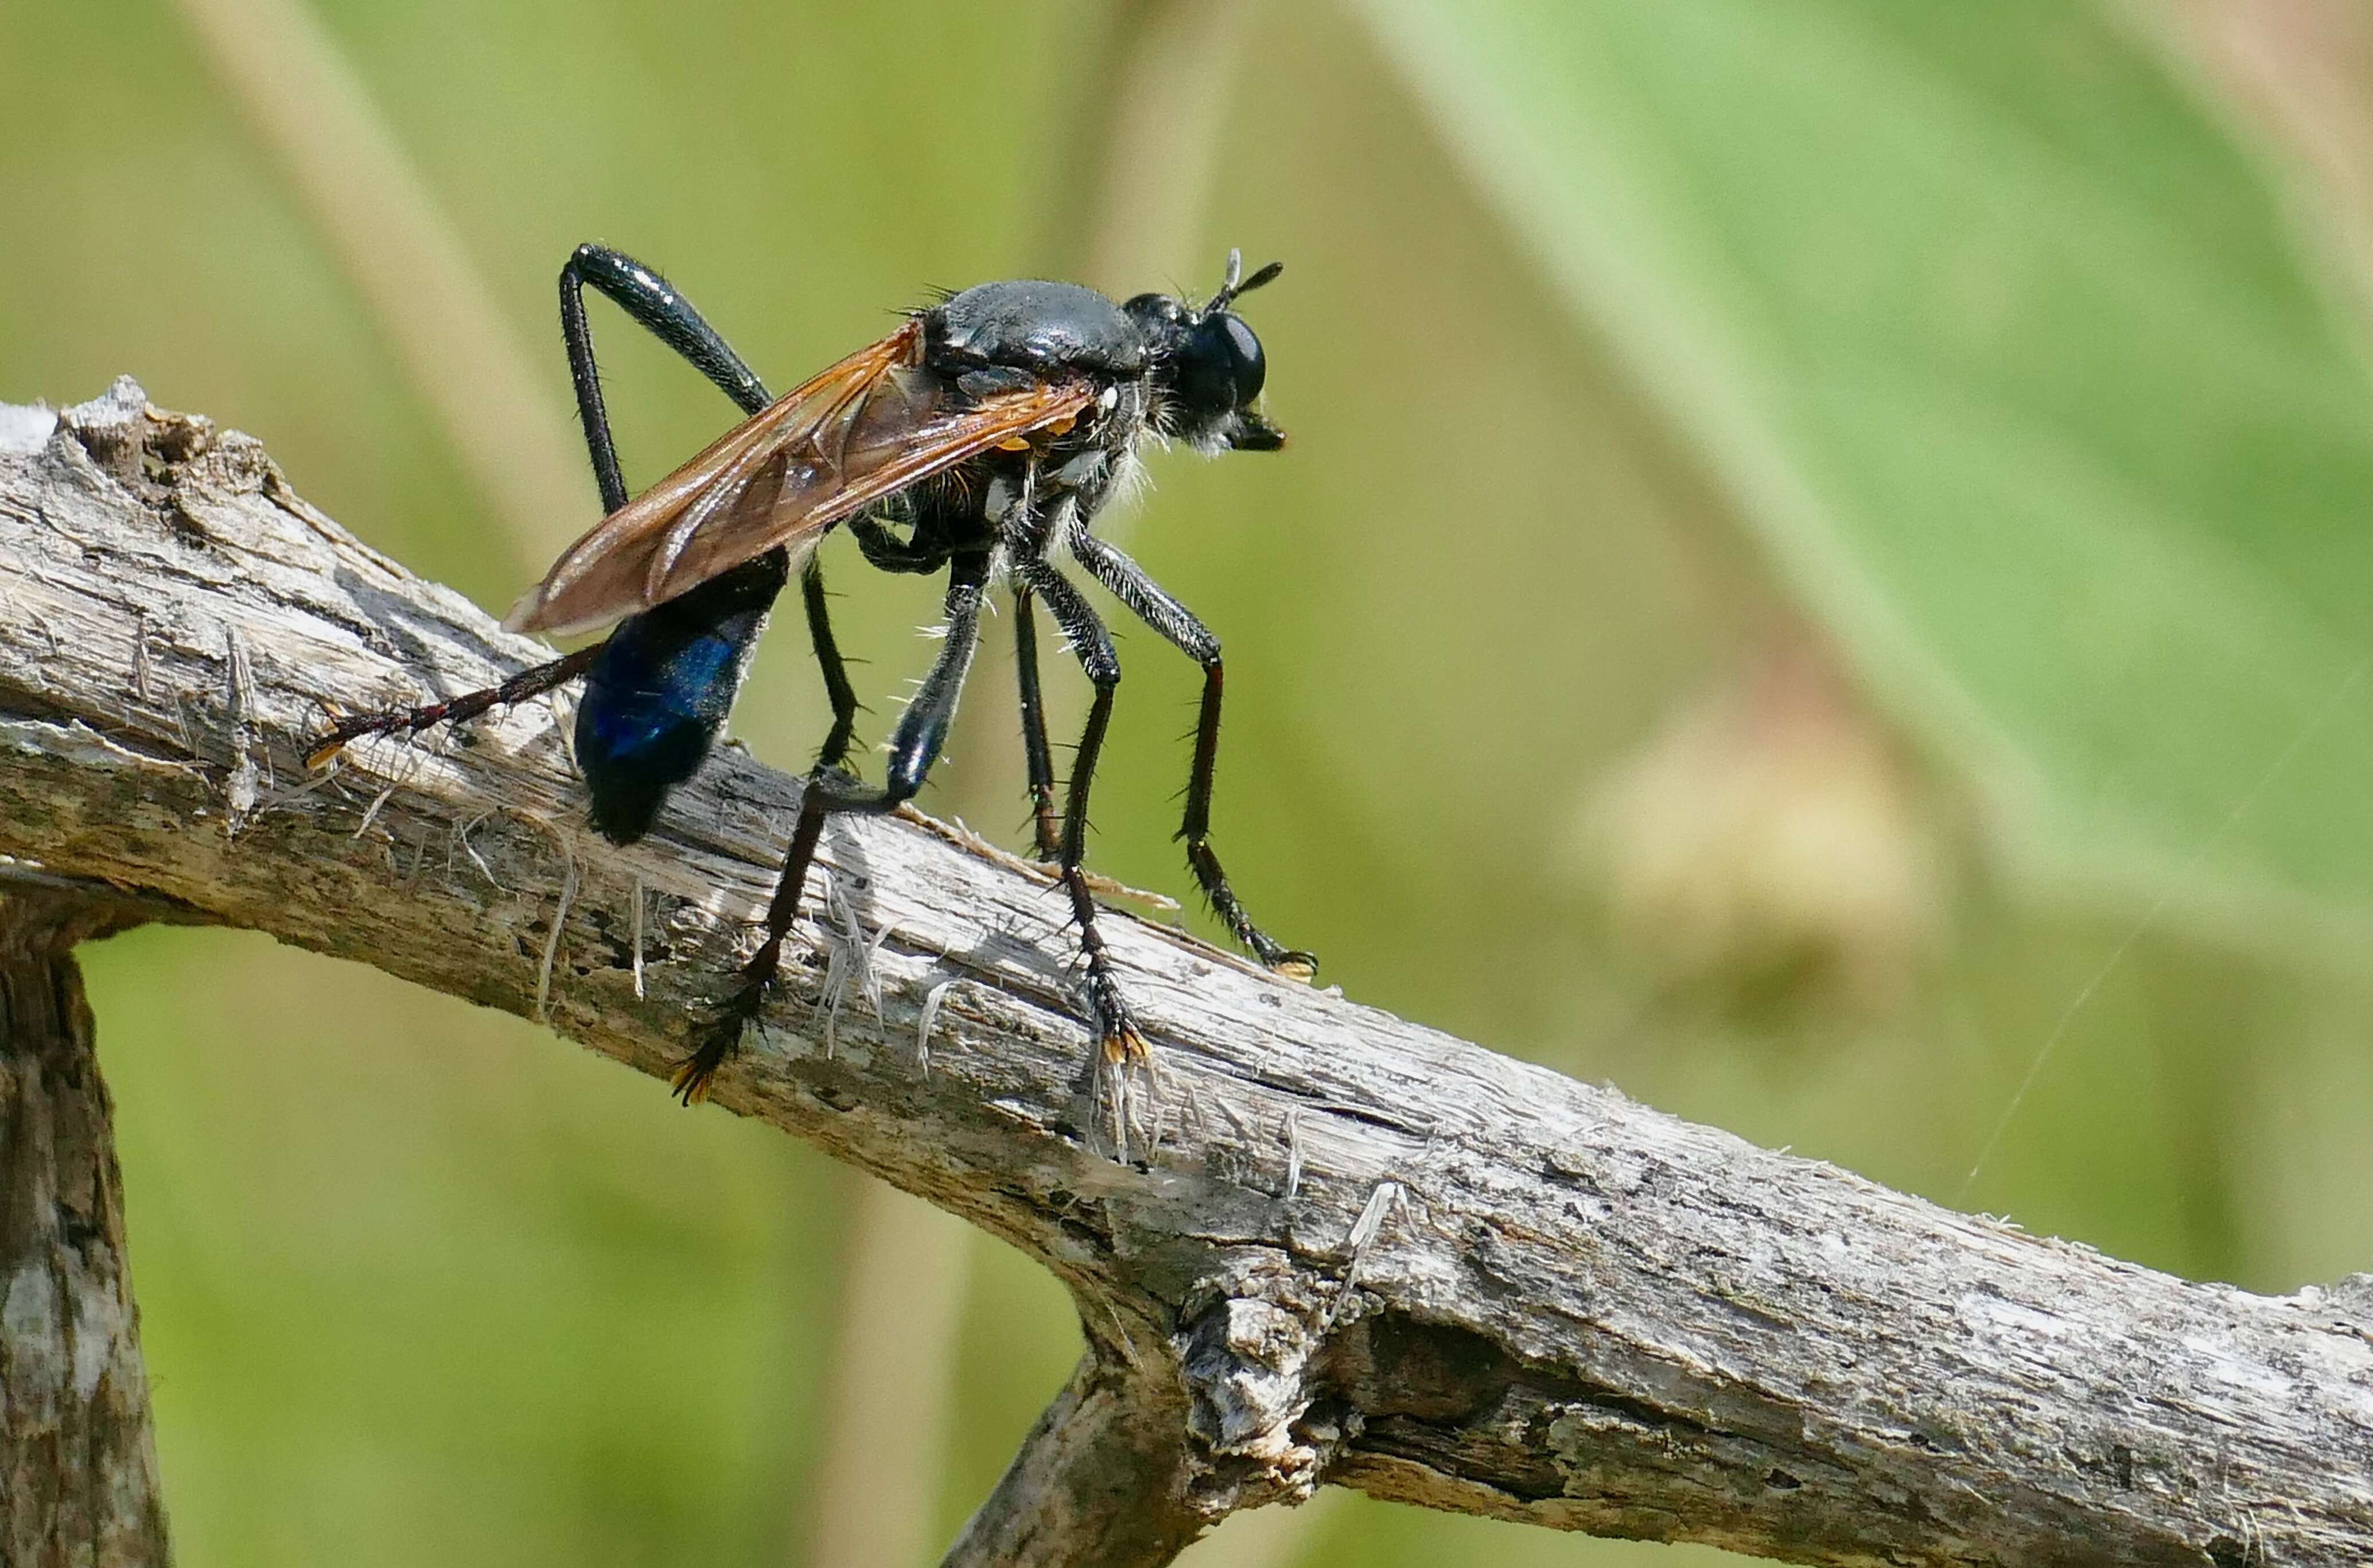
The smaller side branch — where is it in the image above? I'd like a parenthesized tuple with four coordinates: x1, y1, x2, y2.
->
(949, 1290, 1350, 1568)
(0, 888, 171, 1568)
(946, 1354, 1200, 1568)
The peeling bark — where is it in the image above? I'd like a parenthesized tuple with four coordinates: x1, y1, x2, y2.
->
(1, 380, 2370, 1567)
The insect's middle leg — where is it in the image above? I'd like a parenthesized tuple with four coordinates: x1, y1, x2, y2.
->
(672, 555, 989, 1102)
(800, 556, 861, 774)
(1013, 587, 1063, 862)
(1014, 562, 1146, 1062)
(674, 534, 896, 1071)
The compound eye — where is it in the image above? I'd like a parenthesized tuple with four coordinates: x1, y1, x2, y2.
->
(1220, 314, 1265, 404)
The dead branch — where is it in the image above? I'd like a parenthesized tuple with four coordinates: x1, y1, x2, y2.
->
(2, 381, 2370, 1567)
(0, 882, 173, 1566)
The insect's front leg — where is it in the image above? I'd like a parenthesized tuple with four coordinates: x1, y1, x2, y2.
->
(1067, 527, 1315, 979)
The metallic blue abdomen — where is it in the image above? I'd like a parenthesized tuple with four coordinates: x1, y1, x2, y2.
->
(575, 552, 788, 842)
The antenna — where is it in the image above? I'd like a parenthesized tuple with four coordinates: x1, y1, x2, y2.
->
(1206, 249, 1284, 314)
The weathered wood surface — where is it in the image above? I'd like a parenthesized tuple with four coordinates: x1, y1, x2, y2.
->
(0, 885, 172, 1566)
(2, 380, 2370, 1567)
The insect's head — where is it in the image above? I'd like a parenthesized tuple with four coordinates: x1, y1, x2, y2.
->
(1125, 250, 1285, 453)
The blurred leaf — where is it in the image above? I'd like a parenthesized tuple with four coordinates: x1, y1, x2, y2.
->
(1355, 0, 2373, 960)
(20, 4, 2373, 1563)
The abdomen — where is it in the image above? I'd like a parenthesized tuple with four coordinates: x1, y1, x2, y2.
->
(574, 550, 789, 842)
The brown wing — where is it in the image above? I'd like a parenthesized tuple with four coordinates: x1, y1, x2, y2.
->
(505, 318, 1095, 635)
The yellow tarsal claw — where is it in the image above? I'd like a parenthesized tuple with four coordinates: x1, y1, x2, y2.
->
(1101, 1021, 1149, 1067)
(670, 1058, 717, 1105)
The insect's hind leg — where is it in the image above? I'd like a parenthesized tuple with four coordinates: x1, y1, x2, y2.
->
(308, 645, 601, 768)
(672, 558, 989, 1103)
(562, 250, 881, 1100)
(562, 243, 773, 509)
(563, 244, 840, 1099)
(316, 248, 773, 771)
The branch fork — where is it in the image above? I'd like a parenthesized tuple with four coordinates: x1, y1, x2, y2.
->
(3, 382, 2371, 1566)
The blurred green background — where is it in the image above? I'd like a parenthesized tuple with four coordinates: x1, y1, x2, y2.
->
(10, 0, 2373, 1562)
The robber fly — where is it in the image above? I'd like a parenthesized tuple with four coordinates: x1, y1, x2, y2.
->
(314, 242, 1313, 1100)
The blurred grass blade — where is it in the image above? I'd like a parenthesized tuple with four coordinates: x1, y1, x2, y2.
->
(172, 0, 586, 570)
(1353, 0, 2373, 962)
(2115, 0, 2373, 352)
(800, 1178, 972, 1568)
(1056, 0, 1261, 298)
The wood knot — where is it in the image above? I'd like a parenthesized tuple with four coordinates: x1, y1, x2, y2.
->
(1177, 1295, 1345, 1516)
(57, 378, 215, 496)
